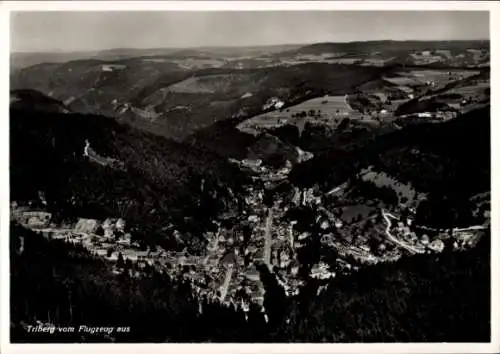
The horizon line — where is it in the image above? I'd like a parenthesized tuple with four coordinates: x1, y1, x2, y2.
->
(11, 38, 490, 55)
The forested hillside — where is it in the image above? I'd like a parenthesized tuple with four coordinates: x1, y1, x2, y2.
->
(12, 62, 386, 140)
(271, 234, 490, 342)
(289, 106, 490, 227)
(10, 104, 248, 249)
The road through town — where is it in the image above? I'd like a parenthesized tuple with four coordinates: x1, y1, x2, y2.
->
(220, 264, 234, 301)
(381, 209, 424, 254)
(263, 207, 274, 267)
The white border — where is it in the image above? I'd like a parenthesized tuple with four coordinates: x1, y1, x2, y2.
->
(0, 1, 496, 11)
(1, 1, 499, 354)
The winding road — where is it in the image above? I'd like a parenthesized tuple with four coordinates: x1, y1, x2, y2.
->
(381, 209, 424, 254)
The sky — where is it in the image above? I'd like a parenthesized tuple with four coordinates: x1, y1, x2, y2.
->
(10, 11, 490, 53)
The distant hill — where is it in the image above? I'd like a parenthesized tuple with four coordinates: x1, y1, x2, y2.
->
(12, 62, 385, 140)
(285, 40, 490, 57)
(10, 49, 183, 70)
(11, 51, 100, 71)
(10, 44, 301, 70)
(171, 44, 303, 58)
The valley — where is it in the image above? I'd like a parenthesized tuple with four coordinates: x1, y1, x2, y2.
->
(9, 38, 491, 343)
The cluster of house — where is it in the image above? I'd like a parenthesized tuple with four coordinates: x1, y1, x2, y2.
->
(310, 261, 336, 280)
(12, 208, 52, 228)
(11, 203, 186, 274)
(101, 64, 127, 72)
(465, 49, 489, 65)
(409, 50, 482, 66)
(392, 220, 428, 248)
(451, 227, 485, 249)
(413, 111, 458, 121)
(186, 188, 270, 307)
(206, 163, 329, 304)
(263, 97, 285, 111)
(410, 51, 444, 65)
(262, 210, 307, 296)
(16, 208, 143, 254)
(388, 208, 488, 254)
(236, 158, 295, 184)
(240, 158, 264, 171)
(428, 225, 486, 251)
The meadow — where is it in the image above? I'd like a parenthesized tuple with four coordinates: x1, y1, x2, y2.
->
(237, 95, 362, 135)
(339, 204, 375, 223)
(408, 69, 479, 86)
(360, 166, 426, 203)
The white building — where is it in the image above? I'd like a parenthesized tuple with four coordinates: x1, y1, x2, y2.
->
(241, 158, 262, 169)
(275, 101, 285, 110)
(74, 218, 99, 234)
(248, 215, 259, 223)
(417, 112, 433, 118)
(311, 262, 335, 280)
(116, 218, 126, 232)
(298, 232, 310, 241)
(428, 239, 445, 253)
(360, 244, 371, 252)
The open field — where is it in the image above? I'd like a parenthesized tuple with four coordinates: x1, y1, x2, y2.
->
(372, 92, 389, 102)
(280, 57, 363, 66)
(237, 95, 362, 135)
(383, 76, 422, 87)
(218, 55, 366, 69)
(450, 81, 490, 97)
(361, 57, 396, 66)
(356, 78, 411, 105)
(408, 69, 480, 86)
(339, 204, 375, 223)
(384, 69, 480, 90)
(385, 98, 410, 112)
(396, 85, 414, 94)
(288, 95, 355, 115)
(360, 166, 426, 203)
(142, 58, 169, 63)
(172, 59, 226, 70)
(295, 53, 346, 61)
(166, 74, 253, 94)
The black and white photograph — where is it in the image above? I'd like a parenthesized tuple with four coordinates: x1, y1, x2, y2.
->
(1, 1, 498, 352)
